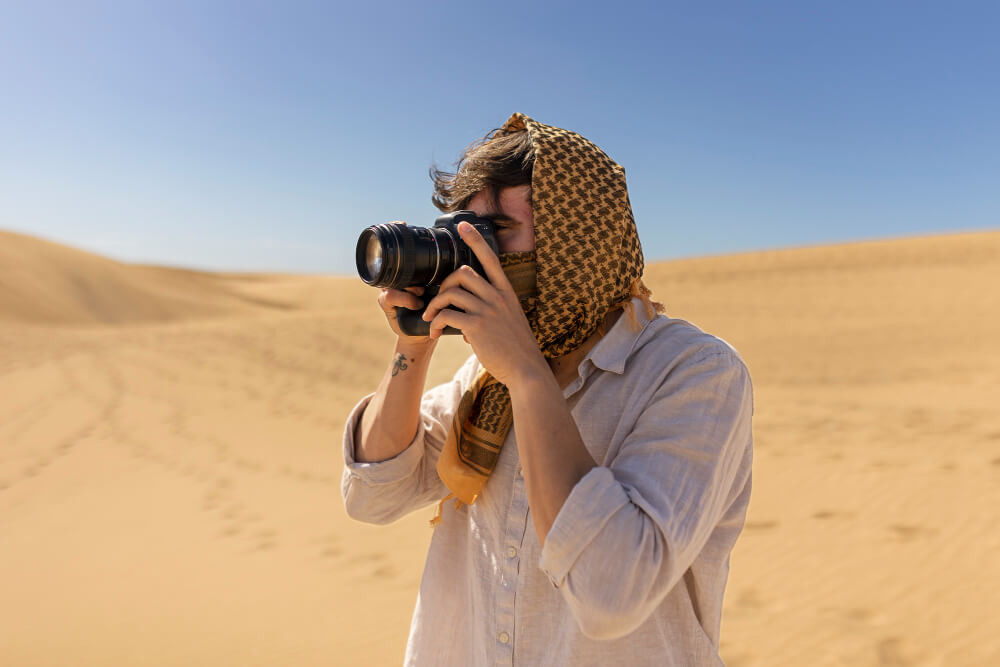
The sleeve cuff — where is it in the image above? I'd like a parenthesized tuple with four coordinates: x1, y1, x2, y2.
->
(538, 466, 630, 588)
(342, 393, 426, 486)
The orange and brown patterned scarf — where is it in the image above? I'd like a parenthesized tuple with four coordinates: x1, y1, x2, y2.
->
(432, 113, 663, 524)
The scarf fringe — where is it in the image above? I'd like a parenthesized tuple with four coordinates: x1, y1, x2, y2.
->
(429, 492, 462, 527)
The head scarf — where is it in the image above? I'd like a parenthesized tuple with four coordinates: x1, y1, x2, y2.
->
(432, 113, 662, 524)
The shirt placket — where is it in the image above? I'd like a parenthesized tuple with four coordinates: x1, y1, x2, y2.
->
(496, 462, 529, 666)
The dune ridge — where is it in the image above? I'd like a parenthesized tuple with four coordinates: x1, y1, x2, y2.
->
(0, 230, 302, 326)
(1, 227, 998, 666)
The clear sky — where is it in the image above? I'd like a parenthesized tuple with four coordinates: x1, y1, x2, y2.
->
(2, 1, 998, 275)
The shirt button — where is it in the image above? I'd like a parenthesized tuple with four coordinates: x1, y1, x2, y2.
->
(516, 467, 523, 478)
(498, 631, 510, 644)
(506, 546, 517, 558)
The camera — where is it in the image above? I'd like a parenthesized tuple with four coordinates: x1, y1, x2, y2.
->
(356, 211, 499, 336)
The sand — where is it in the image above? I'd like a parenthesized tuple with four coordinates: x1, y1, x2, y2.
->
(1, 227, 998, 666)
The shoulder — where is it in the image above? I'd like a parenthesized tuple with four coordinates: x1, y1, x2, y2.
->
(629, 314, 750, 381)
(621, 316, 753, 420)
(622, 316, 755, 431)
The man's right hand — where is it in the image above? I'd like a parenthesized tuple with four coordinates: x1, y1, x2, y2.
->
(378, 286, 436, 345)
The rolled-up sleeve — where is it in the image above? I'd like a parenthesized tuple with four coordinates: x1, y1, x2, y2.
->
(341, 355, 480, 525)
(538, 347, 753, 640)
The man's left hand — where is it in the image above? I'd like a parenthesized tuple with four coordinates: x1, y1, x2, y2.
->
(422, 221, 547, 387)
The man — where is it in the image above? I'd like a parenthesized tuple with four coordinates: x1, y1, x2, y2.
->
(342, 113, 754, 666)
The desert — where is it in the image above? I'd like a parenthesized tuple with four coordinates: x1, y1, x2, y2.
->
(1, 227, 998, 666)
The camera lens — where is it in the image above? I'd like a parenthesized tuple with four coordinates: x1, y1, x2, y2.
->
(355, 223, 458, 288)
(363, 234, 382, 277)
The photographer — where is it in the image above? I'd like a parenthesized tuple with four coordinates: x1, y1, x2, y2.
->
(342, 113, 753, 666)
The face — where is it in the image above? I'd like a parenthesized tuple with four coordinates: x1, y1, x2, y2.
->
(466, 184, 535, 253)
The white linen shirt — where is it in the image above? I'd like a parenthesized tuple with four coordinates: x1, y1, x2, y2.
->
(342, 298, 754, 666)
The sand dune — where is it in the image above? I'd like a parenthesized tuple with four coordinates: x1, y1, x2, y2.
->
(1, 228, 998, 666)
(0, 230, 304, 325)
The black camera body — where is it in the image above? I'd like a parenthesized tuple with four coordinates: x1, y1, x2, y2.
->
(356, 211, 499, 336)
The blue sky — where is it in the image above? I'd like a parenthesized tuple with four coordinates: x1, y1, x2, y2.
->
(2, 1, 998, 275)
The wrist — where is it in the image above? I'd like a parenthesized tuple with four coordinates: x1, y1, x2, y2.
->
(506, 357, 556, 396)
(395, 336, 437, 357)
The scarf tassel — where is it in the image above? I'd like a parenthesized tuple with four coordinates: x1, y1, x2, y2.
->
(430, 492, 466, 527)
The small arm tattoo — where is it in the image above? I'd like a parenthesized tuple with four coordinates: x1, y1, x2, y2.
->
(391, 353, 409, 376)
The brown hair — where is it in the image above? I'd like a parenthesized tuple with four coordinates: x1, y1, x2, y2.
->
(430, 126, 535, 213)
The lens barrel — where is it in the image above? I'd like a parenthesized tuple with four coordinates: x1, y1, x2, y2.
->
(355, 223, 461, 289)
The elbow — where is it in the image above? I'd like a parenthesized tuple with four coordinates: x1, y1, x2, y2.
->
(343, 492, 401, 526)
(347, 506, 399, 526)
(562, 539, 682, 641)
(341, 475, 403, 526)
(570, 595, 655, 641)
(563, 568, 668, 641)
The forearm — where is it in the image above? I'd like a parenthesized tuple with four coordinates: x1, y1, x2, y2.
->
(507, 364, 597, 546)
(354, 338, 438, 463)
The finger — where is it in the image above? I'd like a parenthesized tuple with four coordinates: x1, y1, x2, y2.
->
(380, 288, 423, 311)
(422, 286, 481, 322)
(404, 286, 425, 296)
(437, 265, 497, 304)
(458, 221, 512, 291)
(428, 309, 471, 340)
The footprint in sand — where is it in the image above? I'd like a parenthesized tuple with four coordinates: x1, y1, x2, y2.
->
(362, 553, 398, 579)
(251, 529, 277, 552)
(222, 505, 243, 521)
(743, 520, 779, 531)
(220, 523, 243, 537)
(876, 636, 921, 666)
(812, 509, 856, 520)
(844, 607, 879, 623)
(887, 524, 936, 542)
(903, 408, 930, 428)
(735, 587, 766, 610)
(317, 534, 344, 559)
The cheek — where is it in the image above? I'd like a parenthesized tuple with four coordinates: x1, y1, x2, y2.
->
(502, 227, 535, 253)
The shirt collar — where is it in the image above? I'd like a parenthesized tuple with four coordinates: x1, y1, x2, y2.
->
(585, 297, 659, 375)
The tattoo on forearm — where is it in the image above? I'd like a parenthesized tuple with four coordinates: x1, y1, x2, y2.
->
(391, 353, 409, 376)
